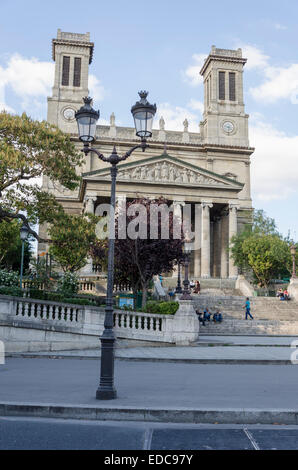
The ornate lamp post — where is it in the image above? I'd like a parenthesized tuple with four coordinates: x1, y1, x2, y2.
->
(175, 261, 183, 294)
(20, 224, 29, 289)
(290, 245, 296, 279)
(75, 92, 156, 400)
(180, 243, 192, 300)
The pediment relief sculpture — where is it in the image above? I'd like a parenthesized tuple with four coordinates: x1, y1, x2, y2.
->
(100, 161, 230, 187)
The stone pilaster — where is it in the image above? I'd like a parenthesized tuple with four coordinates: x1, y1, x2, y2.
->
(229, 204, 239, 279)
(201, 202, 213, 278)
(220, 211, 229, 278)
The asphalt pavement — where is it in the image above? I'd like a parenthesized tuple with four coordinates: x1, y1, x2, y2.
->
(1, 417, 298, 450)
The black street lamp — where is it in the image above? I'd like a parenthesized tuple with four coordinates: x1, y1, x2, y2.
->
(75, 92, 156, 400)
(180, 243, 192, 300)
(20, 224, 29, 289)
(291, 245, 296, 279)
(175, 262, 183, 294)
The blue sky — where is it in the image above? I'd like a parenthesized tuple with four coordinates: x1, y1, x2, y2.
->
(0, 0, 298, 239)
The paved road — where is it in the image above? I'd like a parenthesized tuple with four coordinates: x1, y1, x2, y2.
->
(1, 358, 298, 410)
(1, 417, 298, 450)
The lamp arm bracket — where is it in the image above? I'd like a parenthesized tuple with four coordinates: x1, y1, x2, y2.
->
(82, 146, 109, 162)
(119, 141, 149, 162)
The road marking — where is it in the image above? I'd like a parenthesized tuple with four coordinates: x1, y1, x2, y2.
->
(244, 428, 260, 450)
(143, 428, 153, 450)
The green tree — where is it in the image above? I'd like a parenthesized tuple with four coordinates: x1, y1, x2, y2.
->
(49, 213, 98, 272)
(242, 235, 291, 287)
(0, 219, 32, 272)
(231, 209, 282, 275)
(0, 111, 83, 239)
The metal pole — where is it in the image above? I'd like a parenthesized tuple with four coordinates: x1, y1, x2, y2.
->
(180, 254, 192, 300)
(20, 240, 25, 289)
(175, 262, 182, 294)
(96, 164, 117, 400)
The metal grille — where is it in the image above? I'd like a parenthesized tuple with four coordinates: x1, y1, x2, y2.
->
(219, 71, 225, 100)
(62, 56, 70, 86)
(229, 72, 236, 101)
(73, 57, 81, 87)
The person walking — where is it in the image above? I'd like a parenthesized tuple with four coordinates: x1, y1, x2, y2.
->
(243, 297, 254, 320)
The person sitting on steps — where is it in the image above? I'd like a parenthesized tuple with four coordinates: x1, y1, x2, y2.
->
(203, 308, 211, 322)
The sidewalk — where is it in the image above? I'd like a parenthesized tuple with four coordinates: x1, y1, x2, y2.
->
(6, 335, 298, 364)
(1, 357, 298, 424)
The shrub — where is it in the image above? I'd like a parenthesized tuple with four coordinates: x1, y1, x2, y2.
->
(57, 272, 79, 295)
(144, 300, 179, 315)
(0, 285, 23, 297)
(0, 269, 19, 287)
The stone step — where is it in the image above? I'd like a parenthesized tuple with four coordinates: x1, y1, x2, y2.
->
(200, 319, 298, 336)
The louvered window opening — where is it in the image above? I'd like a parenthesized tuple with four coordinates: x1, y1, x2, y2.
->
(62, 56, 70, 86)
(73, 57, 81, 87)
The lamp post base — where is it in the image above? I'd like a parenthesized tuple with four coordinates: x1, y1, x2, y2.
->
(96, 388, 117, 400)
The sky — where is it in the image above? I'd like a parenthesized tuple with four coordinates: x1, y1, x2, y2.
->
(0, 0, 298, 239)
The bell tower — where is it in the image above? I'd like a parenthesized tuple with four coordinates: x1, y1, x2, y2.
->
(200, 46, 249, 147)
(47, 29, 94, 133)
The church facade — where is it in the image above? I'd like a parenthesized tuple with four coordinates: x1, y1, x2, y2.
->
(39, 30, 254, 280)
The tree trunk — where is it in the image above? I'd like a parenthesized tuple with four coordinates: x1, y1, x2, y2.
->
(141, 283, 148, 309)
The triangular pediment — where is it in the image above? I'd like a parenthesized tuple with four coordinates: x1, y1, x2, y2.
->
(82, 154, 244, 189)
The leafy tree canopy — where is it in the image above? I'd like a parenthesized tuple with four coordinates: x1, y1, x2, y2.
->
(49, 213, 98, 272)
(0, 112, 84, 238)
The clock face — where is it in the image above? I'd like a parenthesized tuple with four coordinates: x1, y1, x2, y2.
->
(63, 107, 75, 121)
(222, 121, 235, 134)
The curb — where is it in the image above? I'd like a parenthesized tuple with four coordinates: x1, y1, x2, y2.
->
(5, 353, 293, 365)
(1, 402, 298, 425)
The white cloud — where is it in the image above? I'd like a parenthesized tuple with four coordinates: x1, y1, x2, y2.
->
(0, 54, 54, 105)
(274, 23, 287, 31)
(155, 102, 200, 132)
(239, 44, 270, 70)
(236, 44, 298, 104)
(89, 74, 105, 102)
(183, 53, 206, 86)
(250, 64, 298, 103)
(0, 54, 105, 116)
(188, 99, 204, 114)
(250, 117, 298, 201)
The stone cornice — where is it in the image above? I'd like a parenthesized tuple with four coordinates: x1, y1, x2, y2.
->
(200, 54, 247, 76)
(52, 39, 94, 63)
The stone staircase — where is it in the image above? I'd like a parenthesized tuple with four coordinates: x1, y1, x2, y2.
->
(193, 288, 298, 336)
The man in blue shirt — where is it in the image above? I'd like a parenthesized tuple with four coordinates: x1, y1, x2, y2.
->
(244, 297, 254, 320)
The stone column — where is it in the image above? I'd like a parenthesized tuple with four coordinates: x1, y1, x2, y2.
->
(213, 216, 221, 277)
(84, 195, 97, 214)
(193, 204, 202, 278)
(172, 201, 185, 278)
(229, 204, 239, 279)
(220, 211, 229, 278)
(201, 202, 213, 278)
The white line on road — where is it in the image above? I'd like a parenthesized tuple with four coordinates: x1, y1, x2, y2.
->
(143, 428, 153, 450)
(244, 428, 260, 450)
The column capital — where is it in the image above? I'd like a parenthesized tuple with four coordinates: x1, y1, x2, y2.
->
(173, 200, 186, 207)
(85, 194, 97, 203)
(201, 201, 213, 210)
(229, 203, 240, 212)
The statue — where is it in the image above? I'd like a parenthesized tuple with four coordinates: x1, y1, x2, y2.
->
(183, 118, 189, 133)
(110, 112, 115, 126)
(161, 162, 168, 181)
(159, 116, 165, 130)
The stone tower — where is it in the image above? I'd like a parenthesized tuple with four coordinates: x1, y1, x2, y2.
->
(200, 46, 249, 148)
(47, 29, 94, 133)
